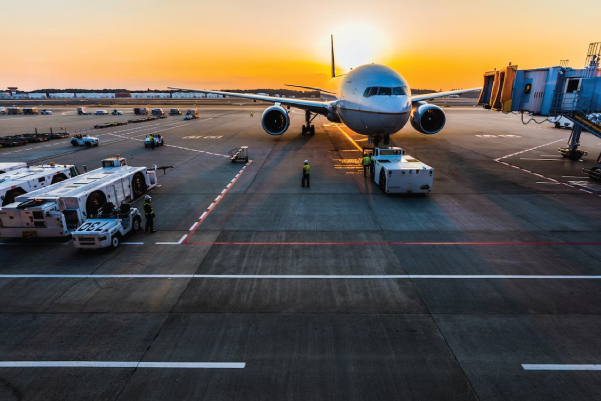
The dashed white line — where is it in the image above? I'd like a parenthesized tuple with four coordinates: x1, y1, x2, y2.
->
(189, 222, 199, 231)
(522, 364, 601, 371)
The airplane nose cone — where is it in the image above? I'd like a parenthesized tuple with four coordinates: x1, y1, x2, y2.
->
(378, 96, 410, 114)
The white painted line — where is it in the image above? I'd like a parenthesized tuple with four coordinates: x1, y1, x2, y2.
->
(189, 222, 198, 231)
(221, 189, 226, 194)
(208, 203, 215, 210)
(214, 195, 221, 202)
(177, 234, 187, 244)
(156, 242, 180, 245)
(3, 274, 601, 279)
(231, 178, 236, 183)
(226, 183, 232, 188)
(199, 212, 208, 220)
(522, 364, 601, 371)
(0, 361, 245, 369)
(121, 242, 144, 245)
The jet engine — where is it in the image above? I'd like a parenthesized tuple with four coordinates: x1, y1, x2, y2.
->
(261, 105, 290, 135)
(410, 102, 446, 134)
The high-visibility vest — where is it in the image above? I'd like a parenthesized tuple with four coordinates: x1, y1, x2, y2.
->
(363, 156, 371, 166)
(303, 164, 311, 174)
(143, 201, 154, 217)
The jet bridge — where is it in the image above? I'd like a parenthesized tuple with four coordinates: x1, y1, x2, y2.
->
(478, 43, 601, 176)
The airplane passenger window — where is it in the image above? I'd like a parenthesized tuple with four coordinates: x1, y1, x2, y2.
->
(378, 87, 392, 96)
(363, 88, 372, 97)
(393, 87, 408, 95)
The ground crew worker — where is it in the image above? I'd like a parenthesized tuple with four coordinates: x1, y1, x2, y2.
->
(250, 111, 254, 117)
(362, 153, 371, 176)
(149, 134, 155, 150)
(302, 160, 310, 188)
(143, 195, 156, 233)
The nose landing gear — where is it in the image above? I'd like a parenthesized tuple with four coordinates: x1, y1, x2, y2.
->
(370, 135, 390, 148)
(302, 110, 316, 135)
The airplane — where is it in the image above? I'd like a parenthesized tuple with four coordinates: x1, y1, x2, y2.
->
(169, 36, 480, 147)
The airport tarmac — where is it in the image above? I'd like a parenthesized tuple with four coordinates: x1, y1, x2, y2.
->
(1, 105, 601, 400)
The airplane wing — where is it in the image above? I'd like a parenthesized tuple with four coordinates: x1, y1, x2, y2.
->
(284, 84, 335, 95)
(167, 87, 330, 115)
(411, 87, 481, 102)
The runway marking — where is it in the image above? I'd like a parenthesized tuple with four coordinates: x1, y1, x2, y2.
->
(522, 364, 601, 371)
(3, 274, 601, 279)
(189, 222, 198, 231)
(0, 361, 245, 369)
(519, 158, 566, 161)
(121, 242, 144, 245)
(333, 124, 363, 152)
(182, 161, 253, 244)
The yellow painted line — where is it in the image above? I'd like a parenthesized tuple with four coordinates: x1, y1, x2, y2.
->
(334, 124, 363, 152)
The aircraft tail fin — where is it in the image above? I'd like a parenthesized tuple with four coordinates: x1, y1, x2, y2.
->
(331, 35, 336, 78)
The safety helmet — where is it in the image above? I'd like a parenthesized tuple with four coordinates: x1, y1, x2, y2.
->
(304, 160, 308, 164)
(145, 195, 151, 200)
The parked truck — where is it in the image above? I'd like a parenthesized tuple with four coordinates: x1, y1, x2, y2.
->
(184, 109, 199, 120)
(0, 156, 157, 238)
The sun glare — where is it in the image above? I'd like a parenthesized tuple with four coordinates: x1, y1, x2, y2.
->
(330, 24, 390, 72)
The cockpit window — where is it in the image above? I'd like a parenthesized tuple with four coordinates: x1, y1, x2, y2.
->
(363, 86, 409, 97)
(393, 86, 409, 95)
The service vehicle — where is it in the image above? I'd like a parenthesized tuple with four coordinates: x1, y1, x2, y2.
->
(0, 155, 157, 238)
(6, 107, 22, 115)
(22, 107, 39, 115)
(169, 108, 182, 115)
(0, 107, 6, 114)
(0, 163, 79, 206)
(71, 133, 99, 147)
(111, 109, 123, 115)
(133, 107, 151, 115)
(370, 147, 433, 194)
(151, 108, 165, 116)
(0, 136, 27, 147)
(144, 134, 164, 148)
(77, 107, 90, 115)
(184, 109, 199, 120)
(0, 162, 27, 174)
(72, 202, 142, 249)
(95, 110, 109, 115)
(40, 109, 53, 115)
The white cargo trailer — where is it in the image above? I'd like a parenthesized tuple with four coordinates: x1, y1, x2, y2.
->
(371, 147, 434, 194)
(0, 156, 157, 238)
(0, 163, 80, 206)
(0, 162, 27, 174)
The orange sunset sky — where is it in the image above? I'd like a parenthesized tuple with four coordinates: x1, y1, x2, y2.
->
(1, 0, 600, 91)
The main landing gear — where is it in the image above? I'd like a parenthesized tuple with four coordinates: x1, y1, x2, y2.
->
(302, 110, 316, 135)
(369, 135, 390, 148)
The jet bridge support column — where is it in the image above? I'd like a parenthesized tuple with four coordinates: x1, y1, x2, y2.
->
(559, 125, 587, 161)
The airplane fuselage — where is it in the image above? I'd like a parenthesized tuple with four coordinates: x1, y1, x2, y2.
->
(321, 64, 413, 136)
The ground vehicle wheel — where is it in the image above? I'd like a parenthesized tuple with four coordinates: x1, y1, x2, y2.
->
(85, 142, 91, 147)
(379, 169, 387, 192)
(85, 190, 107, 217)
(71, 140, 78, 146)
(50, 173, 68, 184)
(111, 234, 121, 249)
(2, 187, 27, 206)
(133, 216, 142, 231)
(131, 172, 147, 199)
(555, 122, 560, 128)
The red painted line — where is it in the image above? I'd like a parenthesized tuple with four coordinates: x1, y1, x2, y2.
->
(182, 161, 252, 244)
(183, 241, 601, 246)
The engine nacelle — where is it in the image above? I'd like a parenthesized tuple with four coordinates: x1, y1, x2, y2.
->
(410, 102, 446, 134)
(261, 105, 290, 136)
